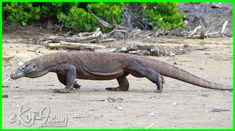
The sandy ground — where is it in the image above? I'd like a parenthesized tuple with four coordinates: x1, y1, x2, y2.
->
(2, 37, 233, 128)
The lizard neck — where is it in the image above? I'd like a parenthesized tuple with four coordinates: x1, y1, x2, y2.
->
(42, 61, 68, 72)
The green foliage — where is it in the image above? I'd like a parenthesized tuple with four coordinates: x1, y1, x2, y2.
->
(3, 2, 41, 26)
(40, 3, 76, 21)
(87, 2, 124, 25)
(140, 2, 184, 29)
(3, 2, 184, 31)
(57, 6, 98, 31)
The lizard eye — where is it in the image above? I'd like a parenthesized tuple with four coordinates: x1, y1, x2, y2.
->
(21, 64, 27, 69)
(33, 65, 36, 68)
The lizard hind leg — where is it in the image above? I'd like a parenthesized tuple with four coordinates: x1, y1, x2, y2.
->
(127, 58, 164, 92)
(105, 76, 129, 91)
(155, 74, 164, 93)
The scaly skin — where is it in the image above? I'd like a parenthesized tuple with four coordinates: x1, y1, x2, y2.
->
(10, 52, 232, 93)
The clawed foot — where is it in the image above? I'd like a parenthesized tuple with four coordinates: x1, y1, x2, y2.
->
(73, 82, 81, 89)
(53, 88, 71, 93)
(156, 75, 164, 93)
(105, 86, 128, 91)
(155, 90, 162, 93)
(105, 87, 118, 91)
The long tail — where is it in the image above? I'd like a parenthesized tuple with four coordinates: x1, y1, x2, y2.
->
(141, 57, 232, 91)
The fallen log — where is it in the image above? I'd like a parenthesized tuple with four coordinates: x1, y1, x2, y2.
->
(47, 41, 106, 51)
(99, 38, 116, 43)
(187, 25, 202, 37)
(43, 28, 102, 44)
(221, 20, 228, 37)
(44, 34, 101, 43)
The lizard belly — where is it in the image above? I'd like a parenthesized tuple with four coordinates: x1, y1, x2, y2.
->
(73, 53, 127, 80)
(76, 67, 124, 80)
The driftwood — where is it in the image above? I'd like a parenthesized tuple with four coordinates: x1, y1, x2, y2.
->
(47, 41, 106, 51)
(99, 38, 116, 43)
(221, 20, 228, 37)
(44, 35, 99, 44)
(40, 13, 230, 47)
(184, 16, 230, 38)
(112, 44, 192, 57)
(102, 28, 127, 39)
(188, 25, 202, 37)
(203, 20, 228, 37)
(77, 32, 92, 37)
(42, 28, 103, 45)
(91, 13, 113, 29)
(122, 7, 133, 32)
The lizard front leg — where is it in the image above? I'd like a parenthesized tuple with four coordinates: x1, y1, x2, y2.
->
(56, 72, 81, 89)
(105, 76, 129, 91)
(54, 64, 77, 93)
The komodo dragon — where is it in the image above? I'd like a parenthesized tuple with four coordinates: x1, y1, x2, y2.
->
(10, 52, 232, 93)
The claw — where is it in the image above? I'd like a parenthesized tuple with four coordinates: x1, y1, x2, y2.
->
(105, 86, 128, 91)
(156, 75, 164, 92)
(105, 87, 118, 91)
(53, 88, 70, 93)
(73, 82, 81, 89)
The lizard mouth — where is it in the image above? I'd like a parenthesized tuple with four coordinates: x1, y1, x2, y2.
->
(10, 71, 24, 79)
(24, 68, 49, 78)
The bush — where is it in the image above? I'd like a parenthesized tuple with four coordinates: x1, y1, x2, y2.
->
(3, 2, 184, 31)
(140, 2, 184, 29)
(3, 2, 41, 26)
(57, 6, 98, 31)
(40, 3, 73, 22)
(87, 2, 124, 25)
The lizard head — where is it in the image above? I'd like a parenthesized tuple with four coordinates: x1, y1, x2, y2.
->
(10, 60, 44, 79)
(10, 61, 37, 79)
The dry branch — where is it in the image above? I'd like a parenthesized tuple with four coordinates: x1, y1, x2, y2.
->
(47, 41, 106, 50)
(91, 13, 113, 29)
(187, 25, 202, 37)
(43, 28, 102, 44)
(221, 20, 228, 35)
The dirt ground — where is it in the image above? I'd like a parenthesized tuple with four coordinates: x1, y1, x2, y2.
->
(2, 32, 233, 128)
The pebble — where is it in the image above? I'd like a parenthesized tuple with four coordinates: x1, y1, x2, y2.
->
(2, 94, 9, 98)
(13, 96, 20, 99)
(173, 102, 179, 106)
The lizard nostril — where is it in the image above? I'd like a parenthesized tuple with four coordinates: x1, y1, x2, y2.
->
(10, 74, 14, 78)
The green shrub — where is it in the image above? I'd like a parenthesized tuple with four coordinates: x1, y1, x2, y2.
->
(3, 2, 184, 31)
(140, 2, 184, 29)
(3, 2, 41, 26)
(87, 2, 124, 25)
(57, 6, 98, 31)
(40, 3, 76, 22)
